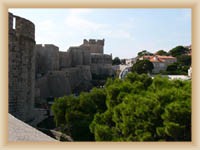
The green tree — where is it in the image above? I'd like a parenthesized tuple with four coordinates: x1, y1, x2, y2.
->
(51, 88, 107, 141)
(90, 73, 191, 141)
(52, 73, 191, 141)
(137, 50, 153, 57)
(157, 100, 191, 141)
(166, 63, 179, 74)
(166, 61, 190, 75)
(177, 55, 191, 66)
(155, 50, 168, 56)
(112, 57, 121, 65)
(169, 46, 189, 57)
(132, 60, 154, 74)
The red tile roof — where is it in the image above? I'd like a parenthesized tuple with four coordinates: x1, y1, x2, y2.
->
(142, 55, 176, 63)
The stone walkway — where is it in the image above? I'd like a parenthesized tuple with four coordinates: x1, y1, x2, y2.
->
(8, 114, 58, 142)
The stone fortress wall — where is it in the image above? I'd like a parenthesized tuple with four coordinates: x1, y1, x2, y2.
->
(9, 13, 35, 122)
(80, 39, 104, 54)
(67, 46, 91, 66)
(90, 53, 113, 75)
(9, 12, 113, 124)
(35, 39, 112, 101)
(35, 44, 59, 75)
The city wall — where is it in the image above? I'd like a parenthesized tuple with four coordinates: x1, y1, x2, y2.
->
(9, 12, 113, 124)
(36, 65, 92, 99)
(35, 39, 112, 101)
(90, 53, 113, 75)
(80, 39, 104, 54)
(35, 44, 59, 75)
(9, 13, 35, 122)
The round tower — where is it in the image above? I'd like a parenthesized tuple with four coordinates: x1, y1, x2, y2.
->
(9, 13, 36, 122)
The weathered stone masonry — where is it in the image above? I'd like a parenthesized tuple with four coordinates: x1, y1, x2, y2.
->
(35, 44, 59, 75)
(80, 39, 104, 54)
(35, 39, 112, 101)
(9, 12, 113, 124)
(9, 13, 35, 122)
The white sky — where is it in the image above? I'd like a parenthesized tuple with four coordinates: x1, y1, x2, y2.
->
(9, 8, 191, 59)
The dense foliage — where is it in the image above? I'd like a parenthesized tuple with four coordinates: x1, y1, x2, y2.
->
(112, 57, 121, 65)
(132, 60, 154, 74)
(52, 73, 191, 141)
(155, 50, 168, 56)
(52, 88, 107, 141)
(137, 50, 153, 57)
(166, 62, 190, 75)
(169, 46, 190, 57)
(166, 47, 191, 75)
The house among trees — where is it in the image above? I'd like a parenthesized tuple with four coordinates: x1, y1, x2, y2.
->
(139, 55, 177, 73)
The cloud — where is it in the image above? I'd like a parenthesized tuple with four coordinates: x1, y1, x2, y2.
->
(64, 9, 136, 40)
(99, 28, 133, 40)
(68, 9, 93, 15)
(118, 18, 135, 29)
(65, 15, 135, 40)
(35, 19, 61, 45)
(37, 20, 55, 31)
(35, 9, 136, 51)
(65, 15, 107, 32)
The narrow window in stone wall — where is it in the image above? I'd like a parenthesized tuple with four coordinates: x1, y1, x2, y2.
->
(13, 17, 16, 29)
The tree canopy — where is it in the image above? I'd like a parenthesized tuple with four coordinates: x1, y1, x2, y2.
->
(169, 46, 189, 57)
(177, 55, 191, 66)
(137, 50, 153, 57)
(112, 57, 121, 65)
(52, 72, 191, 141)
(132, 60, 154, 74)
(163, 47, 191, 75)
(90, 73, 191, 141)
(155, 50, 168, 56)
(52, 88, 107, 141)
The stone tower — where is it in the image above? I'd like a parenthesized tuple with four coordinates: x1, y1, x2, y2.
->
(9, 13, 35, 122)
(35, 44, 59, 75)
(81, 39, 104, 54)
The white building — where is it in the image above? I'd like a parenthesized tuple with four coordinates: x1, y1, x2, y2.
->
(139, 55, 177, 73)
(125, 58, 137, 66)
(188, 66, 192, 77)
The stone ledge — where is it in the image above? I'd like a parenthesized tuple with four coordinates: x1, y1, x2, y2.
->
(8, 114, 58, 142)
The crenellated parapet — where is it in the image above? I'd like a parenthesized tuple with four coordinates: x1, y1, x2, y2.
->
(83, 39, 104, 46)
(81, 39, 104, 54)
(9, 12, 35, 41)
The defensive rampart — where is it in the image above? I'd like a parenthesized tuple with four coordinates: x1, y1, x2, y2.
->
(9, 13, 35, 122)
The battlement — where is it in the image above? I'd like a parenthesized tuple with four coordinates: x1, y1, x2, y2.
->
(81, 39, 104, 54)
(83, 39, 104, 46)
(9, 12, 35, 41)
